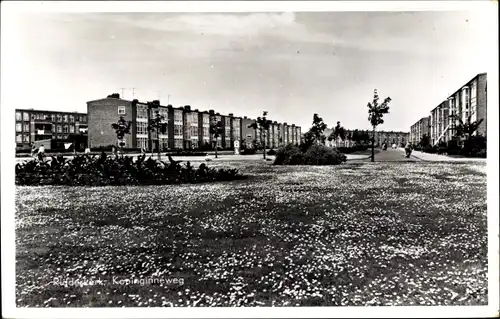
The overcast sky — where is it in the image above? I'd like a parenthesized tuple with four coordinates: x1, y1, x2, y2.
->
(5, 9, 493, 131)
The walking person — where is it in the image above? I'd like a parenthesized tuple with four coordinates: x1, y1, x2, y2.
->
(30, 142, 37, 159)
(37, 144, 46, 161)
(404, 142, 412, 158)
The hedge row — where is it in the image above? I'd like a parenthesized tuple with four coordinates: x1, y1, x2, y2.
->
(15, 153, 246, 186)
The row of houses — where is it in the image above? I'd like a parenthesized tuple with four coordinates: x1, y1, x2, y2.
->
(87, 94, 302, 151)
(323, 128, 409, 147)
(410, 72, 487, 146)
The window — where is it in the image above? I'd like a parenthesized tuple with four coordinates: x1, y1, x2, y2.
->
(190, 126, 198, 137)
(137, 137, 148, 150)
(51, 114, 56, 122)
(137, 106, 148, 119)
(137, 122, 148, 135)
(16, 112, 22, 121)
(160, 137, 169, 150)
(118, 106, 126, 115)
(82, 116, 87, 122)
(174, 110, 183, 122)
(23, 113, 29, 121)
(63, 125, 69, 133)
(70, 125, 75, 133)
(191, 113, 198, 124)
(16, 123, 22, 132)
(69, 115, 75, 123)
(225, 117, 231, 126)
(174, 139, 183, 149)
(57, 125, 62, 133)
(174, 125, 183, 136)
(63, 115, 68, 122)
(16, 135, 22, 143)
(24, 124, 29, 132)
(56, 114, 62, 122)
(203, 127, 209, 137)
(23, 135, 30, 143)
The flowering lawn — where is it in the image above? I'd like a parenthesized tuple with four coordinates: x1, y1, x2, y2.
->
(15, 161, 487, 307)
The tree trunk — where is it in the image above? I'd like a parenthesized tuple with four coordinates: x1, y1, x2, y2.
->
(157, 137, 161, 161)
(371, 127, 375, 162)
(215, 137, 218, 159)
(263, 132, 267, 159)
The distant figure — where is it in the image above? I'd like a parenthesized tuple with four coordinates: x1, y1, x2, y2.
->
(37, 144, 45, 161)
(405, 142, 412, 158)
(392, 143, 397, 149)
(84, 147, 91, 154)
(205, 153, 212, 162)
(30, 143, 37, 158)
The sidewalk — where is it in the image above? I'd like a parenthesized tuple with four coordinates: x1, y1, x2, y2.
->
(409, 150, 486, 162)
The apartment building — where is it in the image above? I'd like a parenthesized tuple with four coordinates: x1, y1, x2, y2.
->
(430, 100, 450, 145)
(410, 117, 431, 145)
(411, 73, 487, 146)
(15, 108, 88, 149)
(446, 73, 487, 139)
(87, 94, 301, 150)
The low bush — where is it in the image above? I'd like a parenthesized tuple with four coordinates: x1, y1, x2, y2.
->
(241, 148, 257, 155)
(274, 144, 346, 166)
(267, 149, 277, 156)
(15, 153, 246, 186)
(304, 145, 347, 165)
(423, 146, 437, 154)
(336, 145, 369, 154)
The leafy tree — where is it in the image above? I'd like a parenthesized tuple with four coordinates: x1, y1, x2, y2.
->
(299, 131, 316, 153)
(209, 119, 224, 158)
(345, 131, 352, 146)
(248, 111, 273, 159)
(111, 116, 132, 156)
(309, 113, 328, 145)
(330, 121, 346, 147)
(453, 114, 484, 142)
(147, 108, 167, 160)
(367, 89, 391, 162)
(419, 134, 431, 148)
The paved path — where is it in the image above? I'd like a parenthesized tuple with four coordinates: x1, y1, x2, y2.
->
(373, 148, 421, 162)
(409, 150, 486, 162)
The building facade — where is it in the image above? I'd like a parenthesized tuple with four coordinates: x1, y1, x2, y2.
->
(15, 108, 88, 150)
(324, 129, 409, 147)
(411, 72, 487, 146)
(410, 117, 431, 145)
(87, 94, 301, 150)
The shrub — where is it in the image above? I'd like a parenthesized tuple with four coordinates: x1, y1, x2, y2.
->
(15, 153, 246, 186)
(447, 140, 461, 156)
(462, 135, 487, 158)
(423, 145, 437, 154)
(267, 149, 277, 156)
(274, 144, 346, 166)
(241, 148, 256, 155)
(274, 144, 304, 165)
(337, 145, 369, 154)
(304, 144, 347, 165)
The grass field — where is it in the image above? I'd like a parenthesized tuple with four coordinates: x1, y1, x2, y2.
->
(15, 161, 487, 307)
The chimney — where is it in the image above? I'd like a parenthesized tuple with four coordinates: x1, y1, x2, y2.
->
(107, 93, 120, 99)
(209, 109, 215, 114)
(153, 100, 160, 105)
(184, 105, 191, 111)
(215, 112, 220, 115)
(284, 122, 288, 126)
(228, 113, 233, 117)
(194, 109, 199, 112)
(243, 116, 247, 119)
